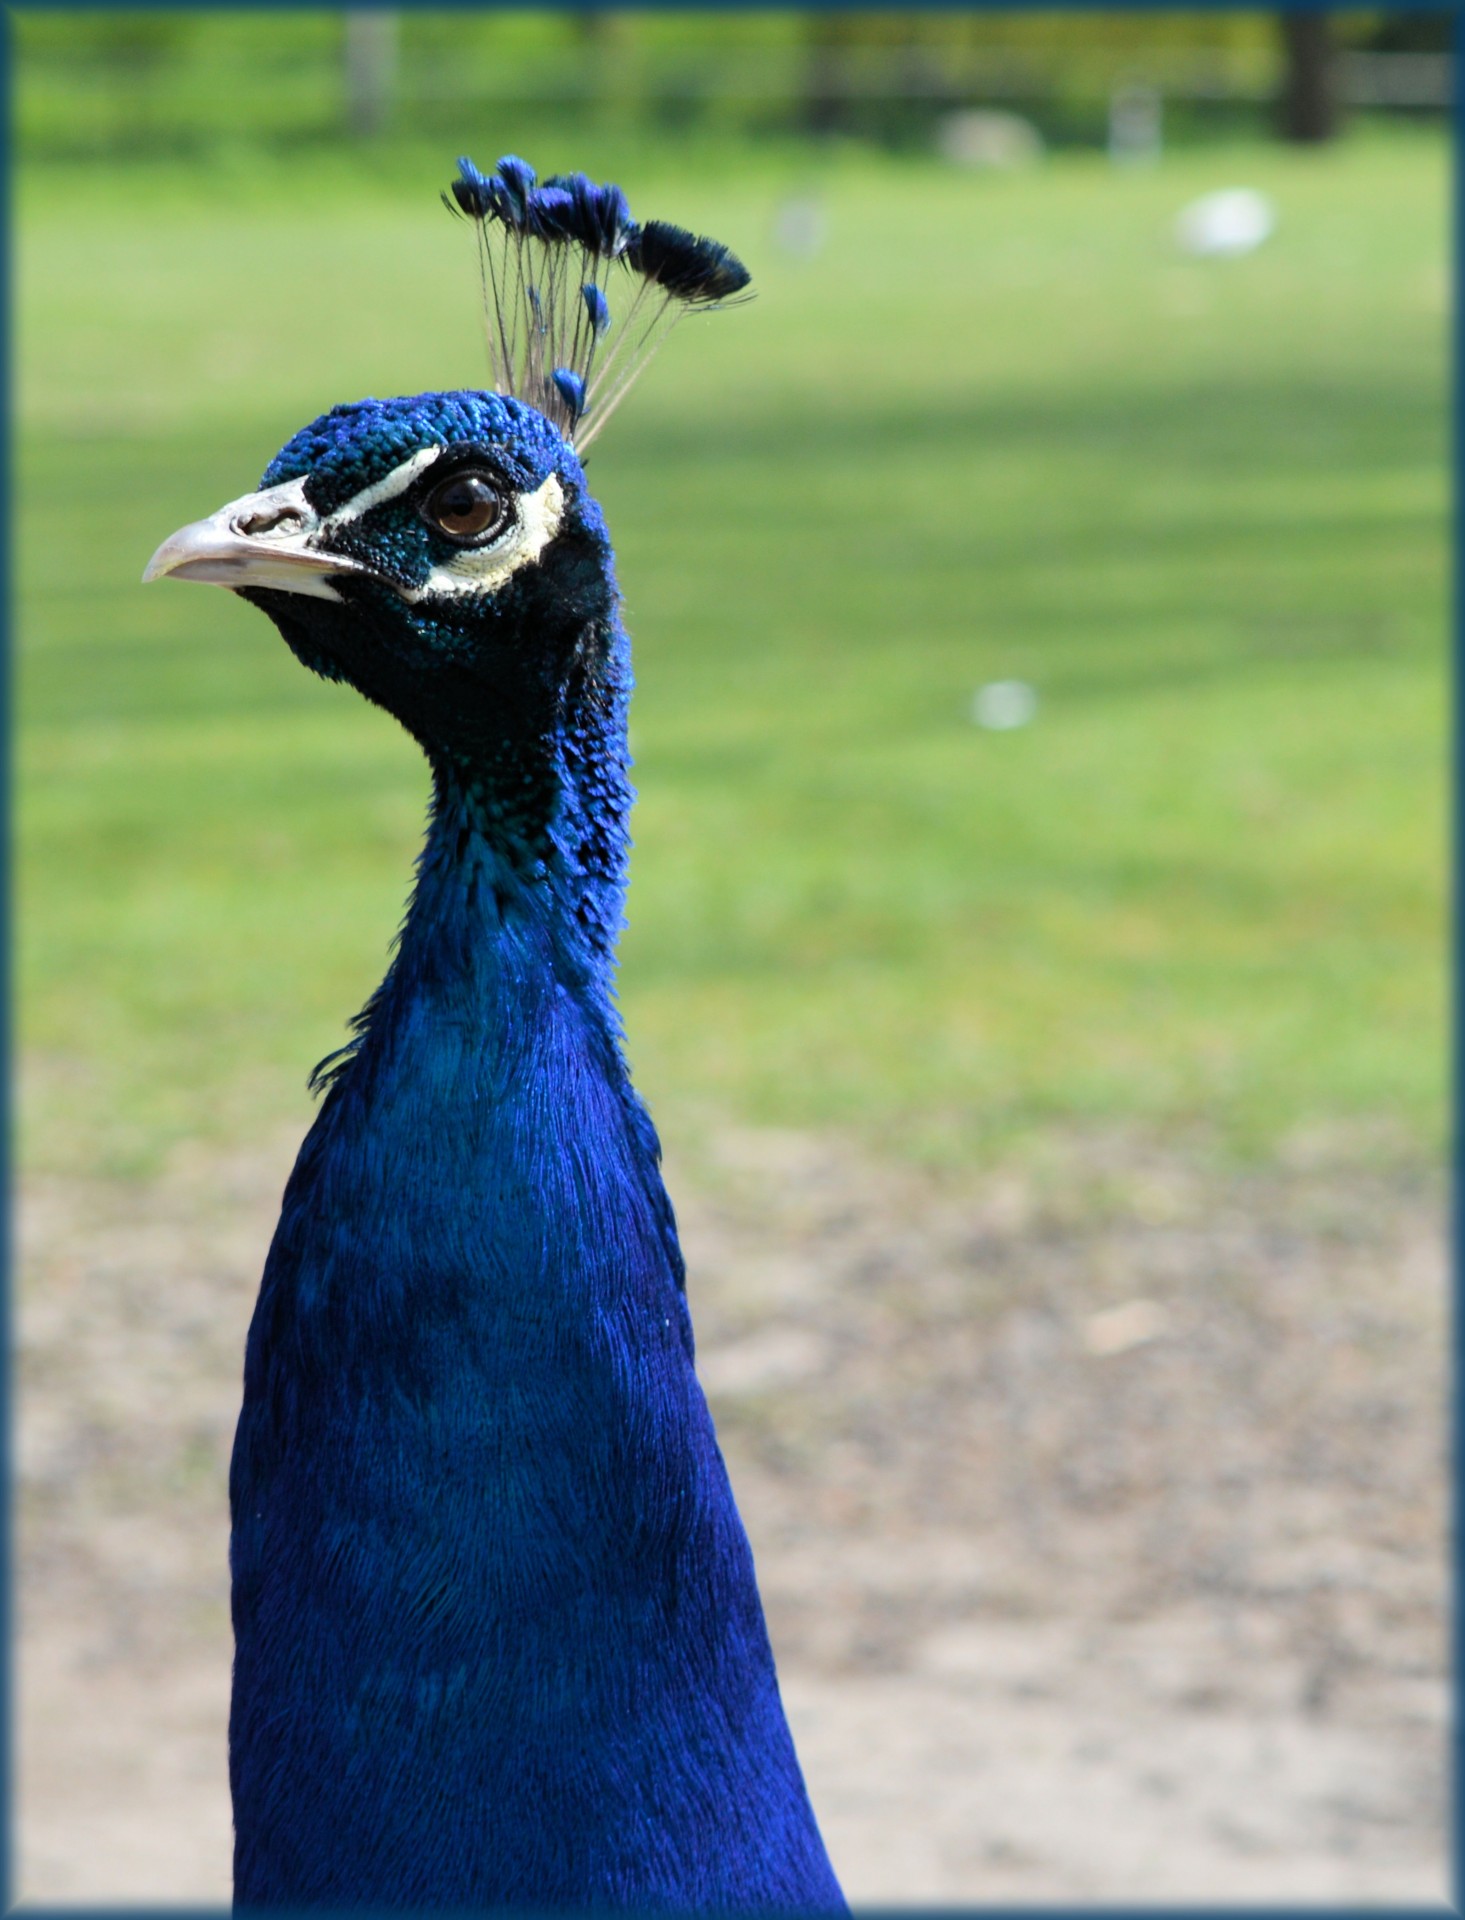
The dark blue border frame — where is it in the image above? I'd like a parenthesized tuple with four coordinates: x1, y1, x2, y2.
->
(3, 7, 14, 1911)
(4, 2, 1456, 1915)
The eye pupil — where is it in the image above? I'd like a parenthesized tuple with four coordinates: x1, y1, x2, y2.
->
(424, 473, 505, 542)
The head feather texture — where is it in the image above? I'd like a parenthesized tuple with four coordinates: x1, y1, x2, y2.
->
(445, 154, 752, 447)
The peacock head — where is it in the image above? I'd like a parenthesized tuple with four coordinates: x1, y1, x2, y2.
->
(144, 157, 749, 859)
(145, 389, 612, 777)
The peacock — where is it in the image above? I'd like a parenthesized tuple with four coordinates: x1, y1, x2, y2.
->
(143, 156, 844, 1910)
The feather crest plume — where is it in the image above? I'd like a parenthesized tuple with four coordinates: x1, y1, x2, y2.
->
(446, 154, 752, 447)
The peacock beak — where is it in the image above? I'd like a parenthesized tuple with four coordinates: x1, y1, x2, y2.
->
(143, 476, 365, 604)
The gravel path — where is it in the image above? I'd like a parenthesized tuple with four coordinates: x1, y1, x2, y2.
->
(17, 1121, 1448, 1904)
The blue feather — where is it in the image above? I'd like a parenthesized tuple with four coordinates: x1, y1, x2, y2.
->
(543, 172, 635, 256)
(581, 283, 611, 336)
(550, 366, 587, 421)
(526, 184, 575, 241)
(626, 219, 753, 303)
(448, 155, 494, 219)
(493, 152, 537, 223)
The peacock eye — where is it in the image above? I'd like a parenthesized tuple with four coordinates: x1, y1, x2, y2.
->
(420, 472, 508, 545)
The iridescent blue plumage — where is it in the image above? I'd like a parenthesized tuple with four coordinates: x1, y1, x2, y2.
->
(582, 283, 612, 336)
(144, 166, 843, 1908)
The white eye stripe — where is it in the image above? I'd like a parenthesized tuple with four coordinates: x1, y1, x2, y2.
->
(322, 446, 443, 528)
(311, 451, 563, 603)
(401, 473, 565, 604)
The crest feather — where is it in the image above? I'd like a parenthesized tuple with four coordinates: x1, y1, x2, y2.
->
(447, 154, 752, 447)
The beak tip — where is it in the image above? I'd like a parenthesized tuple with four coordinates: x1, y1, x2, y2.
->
(142, 537, 182, 584)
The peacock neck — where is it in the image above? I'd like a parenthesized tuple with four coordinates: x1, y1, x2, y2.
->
(274, 733, 682, 1370)
(397, 592, 635, 1002)
(321, 748, 630, 1120)
(414, 754, 623, 986)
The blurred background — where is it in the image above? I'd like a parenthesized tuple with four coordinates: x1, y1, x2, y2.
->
(15, 7, 1449, 1903)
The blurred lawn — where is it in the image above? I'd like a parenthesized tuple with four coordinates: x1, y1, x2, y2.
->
(16, 129, 1446, 1178)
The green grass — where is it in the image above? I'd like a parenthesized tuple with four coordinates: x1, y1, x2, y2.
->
(17, 130, 1447, 1178)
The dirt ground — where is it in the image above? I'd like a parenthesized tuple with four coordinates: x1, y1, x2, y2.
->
(15, 1117, 1449, 1905)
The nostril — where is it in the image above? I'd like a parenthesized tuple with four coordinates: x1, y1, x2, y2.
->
(236, 507, 307, 538)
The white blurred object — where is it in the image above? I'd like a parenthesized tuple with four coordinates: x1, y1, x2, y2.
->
(972, 680, 1037, 730)
(1175, 188, 1276, 258)
(1109, 82, 1162, 167)
(937, 110, 1044, 171)
(772, 194, 827, 260)
(1082, 1298, 1169, 1357)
